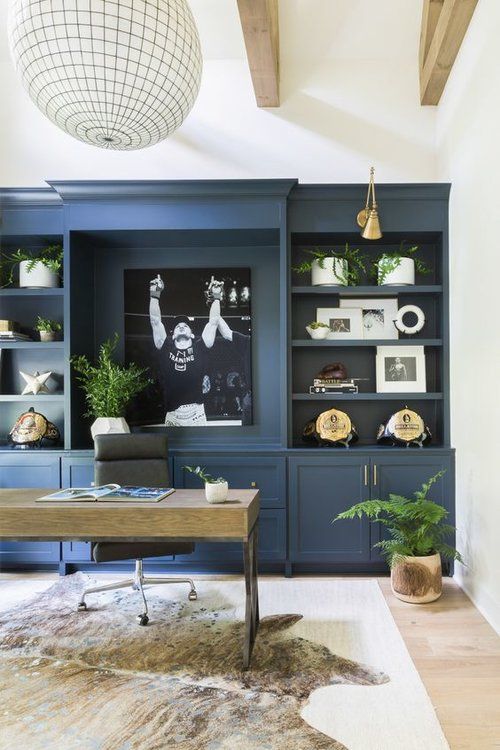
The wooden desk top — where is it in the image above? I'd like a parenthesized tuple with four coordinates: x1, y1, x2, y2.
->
(0, 488, 260, 542)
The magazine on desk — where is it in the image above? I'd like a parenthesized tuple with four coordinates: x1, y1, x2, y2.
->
(36, 484, 175, 503)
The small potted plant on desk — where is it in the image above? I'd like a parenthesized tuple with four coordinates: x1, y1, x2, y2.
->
(293, 244, 366, 287)
(183, 465, 229, 504)
(1, 244, 63, 288)
(334, 472, 462, 603)
(35, 316, 62, 342)
(71, 333, 152, 439)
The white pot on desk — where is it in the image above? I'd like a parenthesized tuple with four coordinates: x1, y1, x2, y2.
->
(205, 481, 228, 504)
(91, 417, 130, 440)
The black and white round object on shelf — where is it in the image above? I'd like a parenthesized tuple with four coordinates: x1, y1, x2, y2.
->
(8, 0, 202, 150)
(394, 304, 426, 335)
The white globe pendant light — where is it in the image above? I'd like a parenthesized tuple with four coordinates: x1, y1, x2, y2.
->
(8, 0, 202, 150)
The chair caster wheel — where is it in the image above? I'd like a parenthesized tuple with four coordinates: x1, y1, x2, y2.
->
(188, 590, 197, 601)
(137, 614, 149, 626)
(77, 602, 87, 612)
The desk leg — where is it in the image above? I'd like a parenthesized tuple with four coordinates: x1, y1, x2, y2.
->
(243, 522, 260, 670)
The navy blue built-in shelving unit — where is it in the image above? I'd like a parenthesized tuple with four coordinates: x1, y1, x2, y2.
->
(0, 180, 454, 576)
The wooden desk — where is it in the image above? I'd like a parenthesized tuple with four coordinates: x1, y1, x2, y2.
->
(0, 487, 260, 669)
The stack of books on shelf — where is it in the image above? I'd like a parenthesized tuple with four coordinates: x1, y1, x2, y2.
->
(0, 320, 32, 342)
(309, 378, 358, 395)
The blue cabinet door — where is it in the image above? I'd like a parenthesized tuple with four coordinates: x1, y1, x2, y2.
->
(61, 456, 94, 562)
(0, 454, 61, 564)
(369, 453, 455, 561)
(289, 455, 370, 563)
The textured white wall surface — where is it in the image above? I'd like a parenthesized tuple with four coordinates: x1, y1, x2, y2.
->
(0, 0, 498, 631)
(0, 0, 435, 185)
(437, 0, 500, 634)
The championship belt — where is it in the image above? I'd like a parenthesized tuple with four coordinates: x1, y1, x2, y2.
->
(377, 407, 431, 447)
(303, 407, 359, 447)
(9, 407, 60, 448)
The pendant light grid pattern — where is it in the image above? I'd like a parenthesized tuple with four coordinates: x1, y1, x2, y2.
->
(8, 0, 202, 150)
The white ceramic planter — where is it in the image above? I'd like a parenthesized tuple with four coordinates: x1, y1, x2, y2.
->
(19, 261, 59, 288)
(391, 552, 442, 604)
(305, 325, 330, 340)
(39, 330, 57, 342)
(378, 256, 415, 286)
(205, 481, 228, 504)
(90, 417, 130, 440)
(311, 257, 348, 286)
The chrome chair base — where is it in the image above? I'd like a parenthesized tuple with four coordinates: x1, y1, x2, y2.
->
(77, 559, 197, 625)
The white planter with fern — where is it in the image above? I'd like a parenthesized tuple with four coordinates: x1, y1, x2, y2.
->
(377, 256, 415, 286)
(311, 257, 348, 286)
(19, 260, 59, 288)
(205, 481, 229, 504)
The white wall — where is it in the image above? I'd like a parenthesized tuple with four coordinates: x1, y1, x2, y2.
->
(0, 0, 436, 185)
(437, 0, 500, 633)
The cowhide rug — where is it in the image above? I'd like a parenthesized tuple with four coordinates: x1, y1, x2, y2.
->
(0, 573, 388, 749)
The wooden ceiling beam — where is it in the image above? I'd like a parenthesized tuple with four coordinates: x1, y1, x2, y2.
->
(420, 0, 479, 105)
(236, 0, 279, 107)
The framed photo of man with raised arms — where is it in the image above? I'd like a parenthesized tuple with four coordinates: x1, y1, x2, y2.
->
(124, 268, 252, 427)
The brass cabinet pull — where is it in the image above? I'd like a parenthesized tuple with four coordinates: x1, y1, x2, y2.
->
(251, 482, 257, 488)
(364, 465, 368, 486)
(373, 464, 377, 486)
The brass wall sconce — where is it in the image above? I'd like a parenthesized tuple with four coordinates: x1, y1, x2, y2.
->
(357, 167, 382, 240)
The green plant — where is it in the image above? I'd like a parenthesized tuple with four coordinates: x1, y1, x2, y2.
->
(183, 465, 226, 484)
(71, 333, 151, 419)
(35, 316, 62, 333)
(333, 472, 462, 567)
(0, 244, 63, 287)
(375, 242, 430, 285)
(307, 321, 329, 329)
(292, 244, 367, 286)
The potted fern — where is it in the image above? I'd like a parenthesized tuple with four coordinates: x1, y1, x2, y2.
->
(375, 242, 430, 286)
(183, 465, 229, 504)
(35, 316, 62, 342)
(334, 472, 461, 603)
(1, 244, 63, 288)
(71, 333, 151, 439)
(293, 244, 366, 287)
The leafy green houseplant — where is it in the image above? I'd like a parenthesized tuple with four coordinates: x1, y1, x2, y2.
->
(305, 321, 330, 340)
(71, 333, 151, 439)
(293, 244, 367, 287)
(183, 465, 229, 504)
(334, 472, 461, 603)
(375, 242, 430, 286)
(35, 316, 62, 342)
(1, 244, 63, 288)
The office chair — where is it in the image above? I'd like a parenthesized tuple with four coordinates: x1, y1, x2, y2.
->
(77, 433, 197, 625)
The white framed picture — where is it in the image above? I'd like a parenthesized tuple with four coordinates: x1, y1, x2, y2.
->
(339, 297, 398, 340)
(316, 307, 363, 340)
(376, 345, 426, 392)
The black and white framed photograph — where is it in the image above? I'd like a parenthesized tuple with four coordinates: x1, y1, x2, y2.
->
(124, 268, 252, 427)
(316, 307, 363, 340)
(376, 345, 426, 393)
(339, 297, 398, 340)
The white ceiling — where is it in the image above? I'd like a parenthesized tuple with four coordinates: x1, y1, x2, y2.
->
(190, 0, 423, 61)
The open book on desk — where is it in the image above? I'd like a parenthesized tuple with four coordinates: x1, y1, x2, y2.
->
(37, 484, 175, 503)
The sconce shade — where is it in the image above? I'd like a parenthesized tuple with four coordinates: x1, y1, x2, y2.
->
(8, 0, 202, 150)
(361, 208, 382, 240)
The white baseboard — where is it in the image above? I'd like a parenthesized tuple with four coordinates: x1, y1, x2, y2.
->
(453, 569, 500, 635)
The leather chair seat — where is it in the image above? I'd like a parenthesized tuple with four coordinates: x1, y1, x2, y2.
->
(93, 541, 194, 563)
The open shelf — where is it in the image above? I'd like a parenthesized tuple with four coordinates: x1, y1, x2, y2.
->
(0, 288, 64, 297)
(0, 394, 64, 402)
(292, 339, 442, 347)
(292, 392, 443, 401)
(0, 341, 64, 349)
(291, 285, 443, 295)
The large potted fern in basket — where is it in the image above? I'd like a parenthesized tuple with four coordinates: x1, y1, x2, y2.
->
(334, 472, 462, 603)
(71, 333, 151, 440)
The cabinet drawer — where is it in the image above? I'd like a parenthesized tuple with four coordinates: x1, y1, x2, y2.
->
(174, 456, 285, 508)
(61, 457, 95, 488)
(0, 454, 60, 488)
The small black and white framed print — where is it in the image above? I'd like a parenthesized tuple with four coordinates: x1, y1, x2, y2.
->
(339, 297, 398, 340)
(316, 307, 363, 340)
(376, 345, 426, 393)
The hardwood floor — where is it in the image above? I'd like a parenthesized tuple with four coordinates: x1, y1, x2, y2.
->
(379, 576, 500, 750)
(1, 571, 499, 748)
